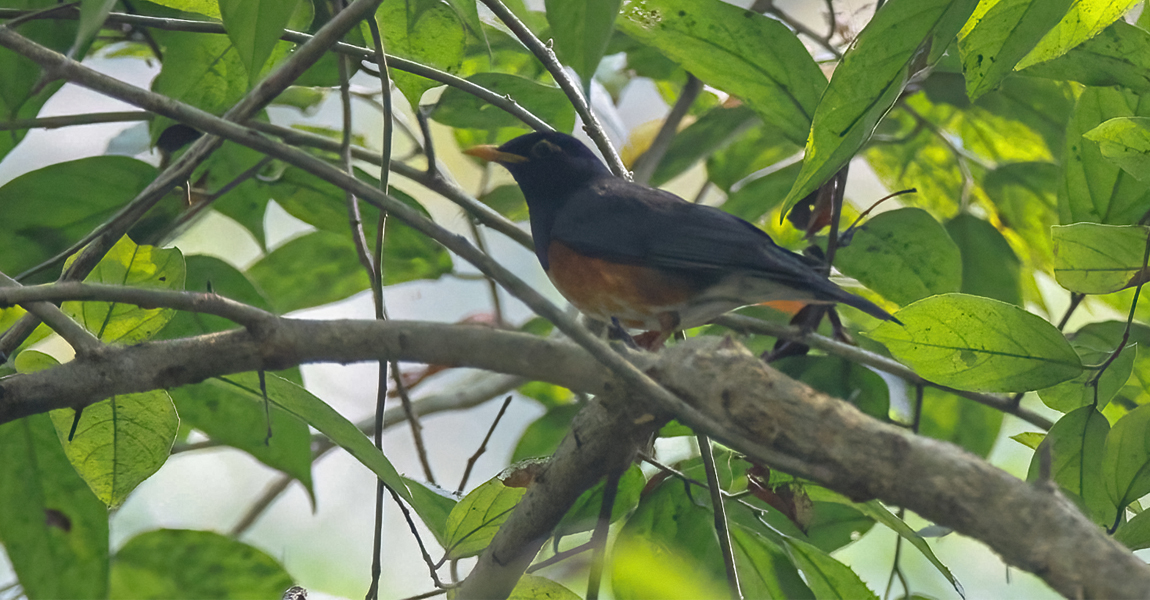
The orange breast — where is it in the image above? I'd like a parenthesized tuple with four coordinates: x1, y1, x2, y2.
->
(546, 241, 695, 329)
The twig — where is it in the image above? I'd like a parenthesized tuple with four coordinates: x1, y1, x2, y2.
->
(476, 0, 627, 178)
(586, 468, 623, 600)
(882, 508, 910, 600)
(750, 0, 843, 60)
(0, 271, 101, 357)
(0, 283, 275, 328)
(527, 540, 595, 573)
(0, 110, 149, 130)
(388, 486, 447, 590)
(0, 26, 724, 491)
(231, 474, 295, 536)
(247, 120, 533, 250)
(632, 74, 702, 185)
(394, 362, 436, 484)
(0, 7, 554, 133)
(1, 1, 77, 29)
(457, 396, 513, 493)
(398, 589, 448, 600)
(699, 434, 743, 600)
(715, 314, 1054, 430)
(1087, 233, 1150, 388)
(416, 106, 436, 176)
(162, 155, 275, 242)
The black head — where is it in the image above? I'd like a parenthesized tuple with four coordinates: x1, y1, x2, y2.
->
(466, 132, 612, 205)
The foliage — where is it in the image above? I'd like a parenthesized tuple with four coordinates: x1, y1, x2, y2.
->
(1, 0, 1150, 598)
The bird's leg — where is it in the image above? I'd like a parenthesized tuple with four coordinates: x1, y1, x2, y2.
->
(608, 317, 641, 350)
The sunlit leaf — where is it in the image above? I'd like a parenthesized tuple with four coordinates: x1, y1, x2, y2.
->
(783, 0, 979, 213)
(1015, 0, 1141, 70)
(218, 0, 300, 87)
(946, 214, 1022, 304)
(1052, 223, 1150, 294)
(1084, 117, 1150, 183)
(444, 462, 539, 559)
(545, 0, 622, 88)
(870, 294, 1082, 393)
(957, 0, 1073, 100)
(1022, 21, 1150, 94)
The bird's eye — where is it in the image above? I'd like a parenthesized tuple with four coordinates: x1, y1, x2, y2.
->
(532, 139, 562, 158)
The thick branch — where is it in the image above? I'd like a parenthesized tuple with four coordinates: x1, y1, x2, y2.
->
(459, 337, 1150, 599)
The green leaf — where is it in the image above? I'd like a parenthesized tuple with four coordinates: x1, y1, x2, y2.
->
(784, 537, 878, 599)
(477, 184, 530, 222)
(169, 375, 314, 497)
(150, 28, 247, 137)
(1103, 403, 1150, 510)
(372, 0, 466, 107)
(774, 355, 890, 421)
(1052, 223, 1150, 294)
(145, 0, 221, 19)
(1084, 117, 1150, 182)
(402, 477, 458, 548)
(74, 0, 119, 59)
(1028, 406, 1115, 526)
(611, 474, 733, 599)
(247, 230, 372, 313)
(957, 0, 1074, 100)
(869, 293, 1083, 393)
(945, 214, 1022, 304)
(1012, 431, 1046, 449)
(919, 387, 1004, 458)
(509, 575, 580, 600)
(62, 235, 186, 343)
(432, 72, 576, 137)
(545, 0, 622, 88)
(836, 208, 963, 306)
(218, 0, 300, 87)
(0, 157, 157, 279)
(808, 488, 963, 597)
(50, 392, 177, 509)
(729, 526, 813, 600)
(511, 403, 581, 462)
(556, 465, 644, 536)
(444, 463, 537, 559)
(618, 0, 826, 145)
(1038, 343, 1136, 412)
(29, 351, 178, 509)
(264, 171, 452, 288)
(237, 372, 410, 502)
(649, 105, 759, 187)
(1015, 0, 1141, 70)
(782, 0, 979, 213)
(720, 162, 801, 223)
(1114, 507, 1150, 550)
(1021, 21, 1150, 94)
(1060, 86, 1150, 225)
(705, 118, 800, 191)
(983, 161, 1058, 266)
(0, 414, 109, 599)
(110, 529, 293, 599)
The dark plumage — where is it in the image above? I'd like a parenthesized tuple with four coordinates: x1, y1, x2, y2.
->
(466, 131, 894, 335)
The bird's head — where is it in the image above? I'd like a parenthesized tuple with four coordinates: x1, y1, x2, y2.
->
(465, 132, 611, 205)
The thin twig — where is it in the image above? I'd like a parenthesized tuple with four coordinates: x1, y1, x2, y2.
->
(0, 110, 149, 130)
(388, 487, 446, 589)
(231, 475, 295, 536)
(632, 74, 702, 186)
(394, 362, 436, 484)
(162, 155, 275, 242)
(398, 589, 448, 600)
(1088, 233, 1150, 388)
(750, 0, 843, 60)
(0, 271, 101, 357)
(527, 540, 595, 573)
(457, 396, 513, 493)
(0, 7, 554, 133)
(476, 0, 627, 178)
(586, 468, 623, 600)
(699, 434, 743, 600)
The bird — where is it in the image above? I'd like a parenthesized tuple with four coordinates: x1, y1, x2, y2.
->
(465, 131, 896, 345)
